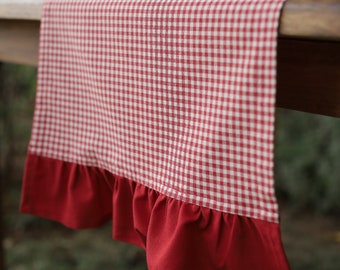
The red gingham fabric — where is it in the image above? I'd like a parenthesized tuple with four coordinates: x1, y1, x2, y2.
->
(29, 0, 285, 223)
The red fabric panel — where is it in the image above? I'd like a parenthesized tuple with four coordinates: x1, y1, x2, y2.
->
(21, 155, 113, 228)
(116, 181, 289, 270)
(21, 154, 289, 269)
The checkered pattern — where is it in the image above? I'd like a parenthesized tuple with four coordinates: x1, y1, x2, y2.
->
(30, 0, 285, 223)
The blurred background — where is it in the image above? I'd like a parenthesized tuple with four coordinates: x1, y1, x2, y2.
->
(1, 63, 339, 270)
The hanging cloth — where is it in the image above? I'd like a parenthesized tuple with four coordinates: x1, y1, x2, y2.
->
(21, 0, 289, 269)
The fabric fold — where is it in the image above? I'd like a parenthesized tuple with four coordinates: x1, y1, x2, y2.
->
(21, 155, 113, 228)
(21, 154, 289, 269)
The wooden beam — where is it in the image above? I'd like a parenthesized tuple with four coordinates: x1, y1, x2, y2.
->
(0, 0, 339, 40)
(277, 38, 340, 117)
(0, 0, 43, 21)
(280, 0, 340, 41)
(0, 19, 39, 66)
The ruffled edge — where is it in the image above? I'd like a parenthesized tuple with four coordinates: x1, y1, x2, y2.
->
(21, 154, 289, 270)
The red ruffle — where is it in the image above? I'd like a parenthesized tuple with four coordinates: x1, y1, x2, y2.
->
(21, 154, 289, 269)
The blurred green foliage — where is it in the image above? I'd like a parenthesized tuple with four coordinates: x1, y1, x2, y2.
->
(0, 64, 36, 179)
(5, 224, 147, 270)
(275, 109, 340, 214)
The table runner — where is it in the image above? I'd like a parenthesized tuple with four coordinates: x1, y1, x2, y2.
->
(21, 0, 289, 269)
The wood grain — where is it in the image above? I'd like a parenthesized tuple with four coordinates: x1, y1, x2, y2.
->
(0, 19, 39, 66)
(280, 0, 340, 41)
(0, 0, 43, 20)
